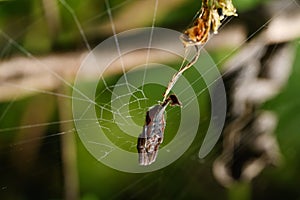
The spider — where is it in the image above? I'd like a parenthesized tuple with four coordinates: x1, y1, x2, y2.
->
(137, 95, 181, 165)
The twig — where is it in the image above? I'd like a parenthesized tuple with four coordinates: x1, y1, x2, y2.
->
(57, 82, 79, 200)
(163, 45, 200, 101)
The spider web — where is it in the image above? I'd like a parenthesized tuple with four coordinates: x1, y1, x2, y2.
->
(0, 0, 300, 199)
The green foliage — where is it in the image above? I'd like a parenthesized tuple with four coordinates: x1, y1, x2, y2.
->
(0, 0, 299, 199)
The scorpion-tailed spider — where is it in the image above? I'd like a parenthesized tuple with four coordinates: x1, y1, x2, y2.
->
(137, 45, 200, 166)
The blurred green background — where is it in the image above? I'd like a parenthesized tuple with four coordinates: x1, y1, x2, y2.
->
(0, 0, 299, 199)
